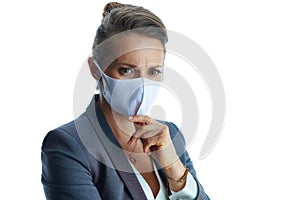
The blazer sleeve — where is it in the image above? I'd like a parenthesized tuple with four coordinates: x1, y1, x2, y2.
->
(41, 129, 101, 200)
(167, 122, 210, 200)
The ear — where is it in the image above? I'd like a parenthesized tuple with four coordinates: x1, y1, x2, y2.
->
(88, 57, 101, 80)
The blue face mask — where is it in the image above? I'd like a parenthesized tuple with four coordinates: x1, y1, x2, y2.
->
(94, 60, 160, 116)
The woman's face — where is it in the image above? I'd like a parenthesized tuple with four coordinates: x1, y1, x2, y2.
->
(103, 34, 165, 81)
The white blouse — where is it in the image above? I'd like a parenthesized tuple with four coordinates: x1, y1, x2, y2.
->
(129, 161, 198, 200)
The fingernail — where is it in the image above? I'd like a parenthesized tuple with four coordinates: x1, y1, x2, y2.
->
(127, 140, 132, 145)
(128, 116, 133, 120)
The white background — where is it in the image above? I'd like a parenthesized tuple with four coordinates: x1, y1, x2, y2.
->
(0, 0, 299, 199)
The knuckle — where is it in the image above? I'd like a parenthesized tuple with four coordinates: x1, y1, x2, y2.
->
(162, 124, 169, 132)
(133, 115, 140, 120)
(143, 115, 151, 122)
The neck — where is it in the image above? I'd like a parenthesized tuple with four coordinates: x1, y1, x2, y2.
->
(97, 95, 135, 146)
(97, 95, 155, 172)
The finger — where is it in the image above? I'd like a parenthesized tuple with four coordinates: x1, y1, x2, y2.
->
(128, 124, 166, 146)
(127, 128, 149, 145)
(143, 139, 164, 153)
(127, 118, 154, 145)
(128, 115, 151, 125)
(140, 129, 161, 139)
(127, 135, 138, 145)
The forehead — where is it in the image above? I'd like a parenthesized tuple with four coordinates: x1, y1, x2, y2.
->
(114, 33, 164, 52)
(114, 33, 164, 62)
(95, 33, 165, 69)
(114, 49, 164, 67)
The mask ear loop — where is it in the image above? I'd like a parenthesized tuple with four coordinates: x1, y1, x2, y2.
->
(92, 58, 105, 77)
(92, 59, 106, 94)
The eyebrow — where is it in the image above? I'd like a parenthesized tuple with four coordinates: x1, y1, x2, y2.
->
(115, 62, 138, 68)
(115, 62, 163, 68)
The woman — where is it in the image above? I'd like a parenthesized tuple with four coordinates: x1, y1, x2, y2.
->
(41, 2, 210, 200)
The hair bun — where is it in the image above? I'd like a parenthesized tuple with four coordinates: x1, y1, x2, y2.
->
(103, 2, 125, 17)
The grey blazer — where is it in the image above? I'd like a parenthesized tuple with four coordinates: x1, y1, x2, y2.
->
(41, 95, 210, 200)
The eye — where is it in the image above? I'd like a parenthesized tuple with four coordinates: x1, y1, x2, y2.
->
(149, 69, 162, 76)
(119, 67, 134, 77)
(147, 68, 163, 81)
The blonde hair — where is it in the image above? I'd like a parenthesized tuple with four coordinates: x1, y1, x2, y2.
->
(92, 2, 167, 50)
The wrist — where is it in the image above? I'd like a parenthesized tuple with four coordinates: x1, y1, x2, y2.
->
(166, 167, 189, 182)
(164, 159, 185, 175)
(163, 160, 187, 191)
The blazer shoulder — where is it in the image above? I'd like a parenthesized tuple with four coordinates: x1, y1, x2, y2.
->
(41, 120, 93, 170)
(42, 121, 82, 153)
